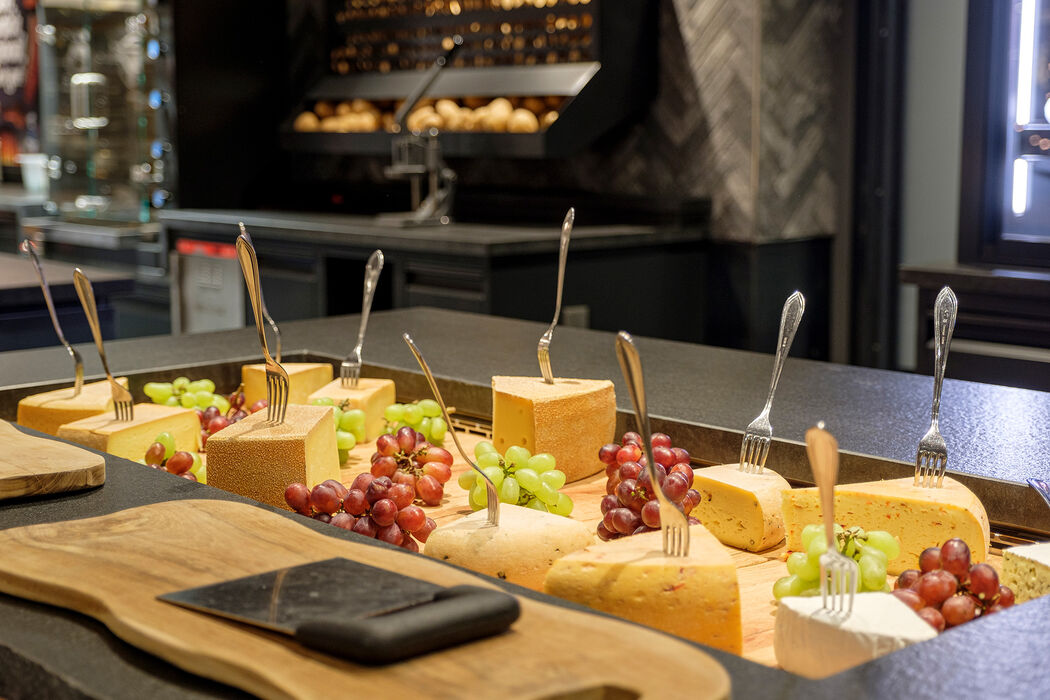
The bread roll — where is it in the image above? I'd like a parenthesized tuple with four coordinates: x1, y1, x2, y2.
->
(541, 110, 559, 129)
(314, 100, 335, 118)
(507, 108, 540, 133)
(319, 116, 343, 132)
(335, 101, 353, 116)
(487, 97, 513, 115)
(293, 111, 320, 132)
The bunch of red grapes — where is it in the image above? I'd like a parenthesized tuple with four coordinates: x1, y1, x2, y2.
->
(196, 388, 267, 450)
(143, 446, 198, 481)
(596, 431, 702, 541)
(369, 427, 454, 506)
(892, 537, 1014, 632)
(284, 476, 438, 552)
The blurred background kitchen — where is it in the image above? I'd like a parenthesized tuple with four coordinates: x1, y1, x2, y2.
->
(1, 1, 1045, 390)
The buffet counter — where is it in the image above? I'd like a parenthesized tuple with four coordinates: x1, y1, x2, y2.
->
(0, 308, 1048, 698)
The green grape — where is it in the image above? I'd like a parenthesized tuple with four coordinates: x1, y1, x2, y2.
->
(198, 379, 215, 394)
(190, 452, 203, 474)
(384, 404, 405, 423)
(833, 523, 845, 535)
(479, 466, 503, 488)
(515, 468, 541, 493)
(144, 382, 172, 402)
(540, 469, 566, 490)
(430, 417, 447, 442)
(535, 482, 559, 506)
(786, 551, 809, 577)
(773, 574, 803, 600)
(478, 452, 502, 469)
(798, 584, 822, 597)
(332, 406, 344, 428)
(338, 449, 349, 463)
(806, 536, 828, 558)
(505, 445, 531, 466)
(527, 453, 557, 473)
(402, 404, 424, 425)
(419, 417, 432, 439)
(551, 493, 574, 516)
(155, 432, 176, 460)
(525, 498, 548, 512)
(843, 537, 857, 559)
(164, 396, 180, 407)
(312, 397, 335, 406)
(194, 464, 207, 484)
(458, 470, 476, 490)
(419, 399, 441, 418)
(179, 393, 196, 408)
(858, 544, 888, 567)
(474, 440, 498, 457)
(469, 483, 487, 510)
(340, 409, 365, 432)
(858, 554, 887, 592)
(194, 392, 213, 409)
(336, 430, 356, 451)
(211, 394, 231, 414)
(136, 458, 147, 465)
(186, 380, 206, 394)
(352, 427, 365, 443)
(798, 553, 821, 582)
(172, 376, 190, 392)
(865, 530, 900, 560)
(499, 476, 520, 504)
(800, 524, 822, 551)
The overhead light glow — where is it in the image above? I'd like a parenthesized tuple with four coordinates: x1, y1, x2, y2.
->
(1017, 0, 1037, 125)
(1012, 158, 1030, 215)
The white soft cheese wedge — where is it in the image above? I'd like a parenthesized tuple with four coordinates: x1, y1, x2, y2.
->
(543, 524, 742, 654)
(242, 363, 333, 407)
(691, 464, 790, 551)
(774, 593, 937, 678)
(423, 504, 594, 591)
(307, 377, 395, 440)
(1002, 541, 1050, 603)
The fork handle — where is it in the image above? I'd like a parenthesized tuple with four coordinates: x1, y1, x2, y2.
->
(805, 425, 839, 549)
(23, 240, 70, 347)
(764, 291, 805, 410)
(236, 231, 273, 363)
(550, 208, 573, 331)
(930, 286, 958, 423)
(356, 250, 385, 350)
(615, 332, 664, 501)
(72, 269, 114, 379)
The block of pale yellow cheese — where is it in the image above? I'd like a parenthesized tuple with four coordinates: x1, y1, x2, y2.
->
(423, 504, 594, 591)
(543, 524, 742, 654)
(17, 378, 129, 436)
(205, 404, 339, 509)
(56, 403, 199, 461)
(241, 363, 333, 407)
(782, 476, 990, 575)
(492, 376, 615, 483)
(691, 464, 790, 552)
(307, 377, 395, 440)
(1001, 541, 1050, 603)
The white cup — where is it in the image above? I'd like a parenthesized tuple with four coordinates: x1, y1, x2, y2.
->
(17, 153, 49, 196)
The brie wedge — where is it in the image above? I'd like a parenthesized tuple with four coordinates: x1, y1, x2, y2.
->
(1002, 541, 1050, 603)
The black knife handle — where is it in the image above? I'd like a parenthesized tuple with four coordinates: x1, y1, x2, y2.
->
(294, 585, 520, 665)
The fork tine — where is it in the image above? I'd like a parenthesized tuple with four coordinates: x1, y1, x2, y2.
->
(756, 438, 770, 471)
(738, 435, 750, 470)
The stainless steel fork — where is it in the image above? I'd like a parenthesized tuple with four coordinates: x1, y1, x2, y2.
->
(403, 333, 499, 527)
(72, 269, 133, 422)
(238, 223, 282, 364)
(236, 231, 289, 425)
(915, 286, 958, 488)
(616, 331, 689, 557)
(739, 290, 805, 473)
(1029, 478, 1050, 511)
(537, 208, 574, 384)
(21, 239, 83, 398)
(341, 249, 384, 388)
(806, 423, 857, 615)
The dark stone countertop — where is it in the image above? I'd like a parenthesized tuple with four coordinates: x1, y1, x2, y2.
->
(0, 252, 134, 308)
(0, 308, 1049, 698)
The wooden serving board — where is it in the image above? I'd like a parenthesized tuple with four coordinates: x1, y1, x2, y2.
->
(0, 499, 731, 700)
(0, 420, 105, 500)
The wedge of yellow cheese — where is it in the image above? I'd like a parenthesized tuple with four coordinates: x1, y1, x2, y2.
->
(1001, 541, 1050, 603)
(423, 504, 594, 591)
(17, 378, 129, 436)
(56, 403, 199, 461)
(241, 363, 333, 407)
(307, 377, 395, 440)
(782, 476, 990, 575)
(205, 404, 339, 509)
(492, 376, 615, 483)
(692, 464, 790, 551)
(543, 524, 742, 654)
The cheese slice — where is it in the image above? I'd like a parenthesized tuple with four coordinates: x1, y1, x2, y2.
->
(782, 476, 990, 575)
(1002, 541, 1050, 603)
(492, 376, 615, 483)
(56, 403, 199, 461)
(774, 593, 937, 678)
(307, 377, 395, 440)
(423, 504, 594, 591)
(241, 363, 333, 407)
(17, 378, 129, 436)
(692, 464, 790, 551)
(543, 524, 742, 654)
(205, 404, 339, 509)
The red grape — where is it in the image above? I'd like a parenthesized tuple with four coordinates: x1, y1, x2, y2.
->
(370, 456, 398, 478)
(616, 443, 642, 464)
(997, 585, 1015, 608)
(919, 547, 941, 573)
(917, 606, 946, 632)
(397, 505, 426, 533)
(618, 461, 642, 481)
(605, 462, 619, 478)
(331, 513, 356, 530)
(600, 494, 619, 515)
(284, 482, 311, 514)
(165, 451, 193, 475)
(313, 513, 332, 524)
(181, 472, 198, 481)
(310, 483, 342, 515)
(322, 479, 348, 501)
(396, 426, 417, 452)
(940, 538, 971, 580)
(422, 461, 452, 483)
(392, 471, 416, 488)
(401, 535, 420, 553)
(375, 433, 398, 457)
(616, 478, 640, 508)
(596, 523, 616, 541)
(203, 405, 220, 424)
(365, 478, 391, 505)
(352, 516, 378, 537)
(229, 391, 245, 409)
(207, 416, 231, 435)
(651, 432, 672, 448)
(343, 489, 368, 516)
(610, 508, 641, 534)
(968, 563, 999, 601)
(983, 604, 1006, 615)
(682, 488, 701, 514)
(388, 483, 414, 510)
(641, 500, 661, 528)
(661, 472, 690, 502)
(621, 431, 642, 446)
(350, 472, 374, 493)
(419, 446, 454, 466)
(602, 509, 619, 533)
(249, 399, 267, 413)
(636, 463, 666, 493)
(652, 446, 675, 467)
(916, 569, 958, 607)
(230, 409, 248, 422)
(892, 588, 925, 611)
(195, 409, 206, 426)
(896, 569, 921, 590)
(669, 463, 694, 482)
(687, 516, 700, 525)
(599, 443, 620, 464)
(145, 442, 166, 466)
(415, 517, 437, 543)
(416, 474, 443, 505)
(632, 525, 656, 535)
(371, 498, 398, 527)
(606, 472, 621, 495)
(941, 594, 977, 627)
(671, 447, 691, 464)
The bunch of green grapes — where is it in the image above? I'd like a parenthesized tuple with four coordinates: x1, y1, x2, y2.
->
(140, 431, 207, 484)
(383, 400, 447, 445)
(773, 524, 901, 599)
(144, 377, 230, 414)
(310, 398, 367, 462)
(457, 441, 574, 516)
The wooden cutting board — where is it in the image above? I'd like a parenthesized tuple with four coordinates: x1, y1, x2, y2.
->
(0, 498, 731, 700)
(0, 420, 105, 500)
